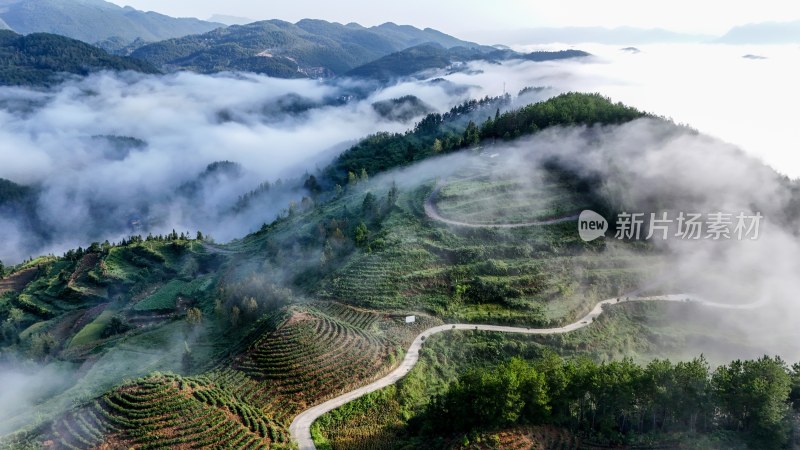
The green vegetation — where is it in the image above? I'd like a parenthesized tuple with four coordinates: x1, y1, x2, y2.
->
(325, 92, 647, 185)
(132, 278, 213, 312)
(68, 306, 119, 349)
(0, 30, 159, 86)
(49, 373, 291, 449)
(315, 303, 800, 450)
(1, 90, 784, 450)
(434, 173, 593, 224)
(416, 355, 793, 448)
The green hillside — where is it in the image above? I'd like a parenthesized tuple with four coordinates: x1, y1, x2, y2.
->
(1, 93, 798, 449)
(0, 29, 159, 86)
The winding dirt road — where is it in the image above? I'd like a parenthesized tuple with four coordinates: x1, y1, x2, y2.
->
(289, 183, 764, 449)
(423, 182, 580, 228)
(289, 294, 763, 449)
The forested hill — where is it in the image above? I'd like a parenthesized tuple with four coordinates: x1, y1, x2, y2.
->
(346, 43, 589, 80)
(130, 19, 487, 77)
(325, 92, 646, 185)
(0, 30, 159, 86)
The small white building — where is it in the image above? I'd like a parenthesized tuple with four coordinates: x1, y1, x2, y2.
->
(404, 315, 416, 324)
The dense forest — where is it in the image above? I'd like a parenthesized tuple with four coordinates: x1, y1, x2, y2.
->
(406, 354, 798, 448)
(0, 30, 158, 86)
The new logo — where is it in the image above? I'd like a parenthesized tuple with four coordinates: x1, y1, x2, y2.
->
(578, 210, 608, 242)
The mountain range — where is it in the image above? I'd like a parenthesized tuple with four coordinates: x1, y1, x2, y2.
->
(0, 12, 586, 85)
(0, 0, 223, 47)
(129, 19, 486, 77)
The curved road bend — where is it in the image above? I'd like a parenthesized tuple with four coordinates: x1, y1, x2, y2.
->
(289, 294, 764, 449)
(423, 182, 579, 228)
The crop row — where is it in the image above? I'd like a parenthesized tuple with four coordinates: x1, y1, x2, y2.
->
(49, 374, 288, 449)
(311, 301, 380, 330)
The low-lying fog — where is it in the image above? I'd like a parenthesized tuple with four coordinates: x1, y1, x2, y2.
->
(1, 42, 797, 263)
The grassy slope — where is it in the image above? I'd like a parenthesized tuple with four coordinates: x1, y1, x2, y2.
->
(1, 93, 753, 449)
(2, 145, 667, 448)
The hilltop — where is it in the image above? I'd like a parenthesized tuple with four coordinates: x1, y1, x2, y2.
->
(0, 29, 159, 85)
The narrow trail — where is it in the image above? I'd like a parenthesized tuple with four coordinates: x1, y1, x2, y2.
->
(423, 181, 580, 228)
(199, 242, 241, 255)
(289, 294, 765, 449)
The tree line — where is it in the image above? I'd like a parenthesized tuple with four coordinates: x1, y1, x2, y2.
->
(324, 92, 647, 187)
(413, 353, 799, 448)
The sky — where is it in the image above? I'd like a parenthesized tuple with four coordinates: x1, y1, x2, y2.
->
(106, 0, 800, 40)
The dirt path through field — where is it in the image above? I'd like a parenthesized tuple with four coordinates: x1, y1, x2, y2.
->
(423, 181, 579, 228)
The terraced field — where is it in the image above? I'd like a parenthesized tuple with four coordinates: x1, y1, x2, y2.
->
(432, 173, 591, 226)
(237, 309, 392, 410)
(321, 248, 441, 309)
(21, 297, 441, 450)
(48, 374, 290, 450)
(222, 305, 439, 419)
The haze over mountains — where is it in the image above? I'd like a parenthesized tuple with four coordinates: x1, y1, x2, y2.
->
(471, 26, 714, 45)
(717, 20, 800, 44)
(0, 0, 223, 47)
(2, 2, 800, 449)
(0, 1, 593, 85)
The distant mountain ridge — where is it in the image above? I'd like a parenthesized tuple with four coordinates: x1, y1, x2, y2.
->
(130, 19, 487, 78)
(0, 0, 224, 47)
(717, 20, 800, 44)
(346, 43, 590, 80)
